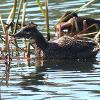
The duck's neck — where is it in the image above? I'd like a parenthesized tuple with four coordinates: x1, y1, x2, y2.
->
(96, 20, 100, 27)
(31, 29, 48, 51)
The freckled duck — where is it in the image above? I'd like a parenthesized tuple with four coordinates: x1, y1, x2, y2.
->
(55, 11, 100, 37)
(12, 23, 100, 59)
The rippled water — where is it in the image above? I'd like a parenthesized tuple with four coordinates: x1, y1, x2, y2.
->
(0, 0, 100, 100)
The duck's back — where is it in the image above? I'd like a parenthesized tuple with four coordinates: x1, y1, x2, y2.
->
(54, 36, 96, 52)
(44, 36, 98, 59)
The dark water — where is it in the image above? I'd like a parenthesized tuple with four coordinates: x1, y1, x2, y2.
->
(0, 0, 100, 100)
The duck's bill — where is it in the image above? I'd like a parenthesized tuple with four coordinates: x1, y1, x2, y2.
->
(10, 29, 24, 39)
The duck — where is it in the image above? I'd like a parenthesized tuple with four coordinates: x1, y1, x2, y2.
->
(12, 23, 100, 59)
(55, 11, 100, 38)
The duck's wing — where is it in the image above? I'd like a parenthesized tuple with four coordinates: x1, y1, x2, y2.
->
(54, 36, 97, 52)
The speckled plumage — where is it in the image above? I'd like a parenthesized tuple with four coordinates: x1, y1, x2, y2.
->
(44, 36, 98, 59)
(14, 23, 100, 59)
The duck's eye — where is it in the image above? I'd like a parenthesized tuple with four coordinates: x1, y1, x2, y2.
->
(26, 32, 30, 35)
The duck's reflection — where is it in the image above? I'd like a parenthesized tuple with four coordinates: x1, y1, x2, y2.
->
(19, 58, 98, 92)
(42, 59, 97, 72)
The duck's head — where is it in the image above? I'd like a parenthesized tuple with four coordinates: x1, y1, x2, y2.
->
(12, 22, 38, 39)
(63, 11, 78, 17)
(60, 11, 78, 22)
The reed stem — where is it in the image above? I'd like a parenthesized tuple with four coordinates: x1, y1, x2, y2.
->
(7, 0, 17, 24)
(21, 0, 27, 27)
(94, 30, 100, 42)
(74, 17, 79, 32)
(0, 16, 10, 60)
(27, 42, 31, 58)
(77, 24, 97, 35)
(0, 16, 7, 48)
(21, 0, 27, 57)
(12, 0, 18, 22)
(0, 16, 6, 35)
(83, 20, 87, 32)
(13, 0, 23, 56)
(45, 0, 50, 41)
(13, 0, 23, 34)
(76, 32, 97, 37)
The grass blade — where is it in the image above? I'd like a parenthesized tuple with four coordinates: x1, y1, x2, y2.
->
(36, 0, 45, 17)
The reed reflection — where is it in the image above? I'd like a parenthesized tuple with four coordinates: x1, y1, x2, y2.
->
(0, 60, 11, 87)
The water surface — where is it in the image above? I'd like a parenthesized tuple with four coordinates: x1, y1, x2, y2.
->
(0, 0, 100, 100)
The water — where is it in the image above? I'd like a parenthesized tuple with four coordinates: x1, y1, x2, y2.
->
(0, 0, 100, 100)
